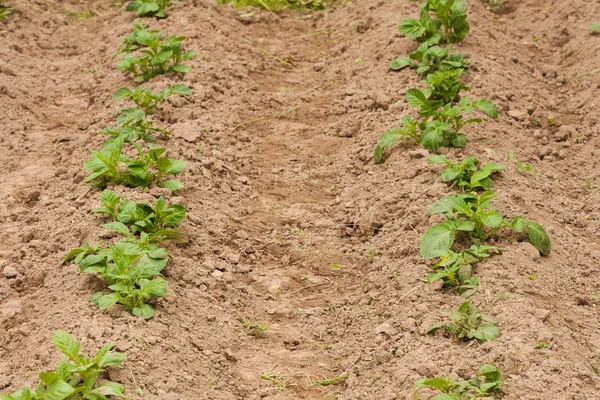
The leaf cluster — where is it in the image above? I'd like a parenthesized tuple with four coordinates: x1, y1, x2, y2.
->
(399, 0, 469, 45)
(116, 23, 196, 82)
(420, 191, 552, 258)
(428, 244, 499, 298)
(391, 44, 469, 77)
(84, 137, 185, 191)
(216, 0, 325, 11)
(1, 331, 126, 400)
(64, 238, 170, 319)
(113, 83, 190, 114)
(428, 154, 505, 192)
(415, 364, 504, 399)
(374, 93, 498, 158)
(0, 2, 12, 20)
(94, 189, 186, 239)
(429, 299, 499, 342)
(127, 0, 174, 18)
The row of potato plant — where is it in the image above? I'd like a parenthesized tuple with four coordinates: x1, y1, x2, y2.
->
(380, 1, 551, 399)
(3, 3, 191, 399)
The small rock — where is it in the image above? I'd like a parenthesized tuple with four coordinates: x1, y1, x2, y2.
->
(207, 315, 216, 322)
(54, 167, 68, 177)
(401, 318, 417, 332)
(512, 55, 519, 63)
(408, 149, 429, 159)
(507, 110, 526, 121)
(3, 266, 18, 279)
(272, 167, 284, 174)
(237, 176, 249, 184)
(374, 323, 397, 336)
(415, 304, 429, 313)
(313, 63, 324, 72)
(554, 125, 575, 142)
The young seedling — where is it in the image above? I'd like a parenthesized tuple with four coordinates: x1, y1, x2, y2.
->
(242, 319, 269, 337)
(414, 364, 504, 399)
(428, 244, 500, 298)
(428, 155, 505, 192)
(116, 24, 196, 82)
(93, 189, 186, 240)
(127, 0, 173, 18)
(0, 331, 126, 400)
(113, 84, 191, 114)
(391, 44, 469, 76)
(100, 118, 171, 145)
(0, 0, 13, 20)
(84, 137, 185, 191)
(64, 238, 170, 319)
(429, 299, 499, 342)
(115, 21, 160, 55)
(508, 151, 536, 174)
(420, 191, 552, 257)
(399, 0, 469, 45)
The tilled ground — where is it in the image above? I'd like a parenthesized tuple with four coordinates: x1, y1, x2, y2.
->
(1, 0, 599, 399)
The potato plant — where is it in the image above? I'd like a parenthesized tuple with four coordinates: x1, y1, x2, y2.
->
(127, 0, 173, 18)
(420, 191, 552, 258)
(428, 244, 500, 298)
(391, 44, 469, 76)
(116, 24, 196, 82)
(429, 299, 499, 342)
(64, 238, 170, 319)
(216, 0, 325, 11)
(399, 0, 470, 45)
(94, 189, 186, 239)
(84, 137, 185, 191)
(374, 95, 498, 159)
(0, 331, 126, 400)
(415, 364, 504, 399)
(428, 155, 505, 192)
(113, 84, 191, 114)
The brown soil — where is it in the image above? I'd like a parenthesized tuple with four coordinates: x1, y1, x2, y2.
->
(1, 0, 600, 399)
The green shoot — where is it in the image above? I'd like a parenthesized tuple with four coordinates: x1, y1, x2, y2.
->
(429, 299, 500, 342)
(415, 364, 504, 399)
(93, 189, 186, 240)
(64, 238, 170, 319)
(126, 0, 173, 18)
(428, 155, 505, 192)
(83, 137, 185, 191)
(0, 0, 13, 20)
(428, 245, 500, 298)
(375, 95, 498, 159)
(391, 44, 469, 77)
(420, 191, 552, 257)
(216, 0, 325, 11)
(590, 24, 600, 31)
(508, 151, 536, 174)
(241, 320, 269, 337)
(113, 84, 191, 114)
(399, 0, 470, 45)
(116, 23, 196, 82)
(1, 331, 126, 400)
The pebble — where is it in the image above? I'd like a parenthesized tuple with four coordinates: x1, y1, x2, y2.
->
(3, 266, 18, 279)
(507, 109, 526, 121)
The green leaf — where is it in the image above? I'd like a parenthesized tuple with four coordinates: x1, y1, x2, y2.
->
(43, 378, 75, 400)
(374, 128, 400, 162)
(169, 84, 191, 95)
(51, 331, 80, 362)
(590, 24, 600, 31)
(511, 216, 525, 233)
(406, 89, 428, 107)
(472, 99, 498, 118)
(165, 205, 186, 226)
(420, 223, 456, 258)
(159, 180, 184, 191)
(390, 57, 413, 71)
(470, 325, 500, 342)
(171, 64, 192, 73)
(414, 377, 452, 392)
(132, 303, 155, 319)
(102, 222, 131, 236)
(525, 221, 551, 256)
(428, 195, 464, 215)
(97, 351, 126, 368)
(481, 212, 503, 228)
(398, 18, 427, 38)
(94, 293, 120, 309)
(113, 87, 132, 101)
(90, 382, 126, 397)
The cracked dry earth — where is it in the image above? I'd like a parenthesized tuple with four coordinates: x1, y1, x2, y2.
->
(1, 0, 600, 399)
